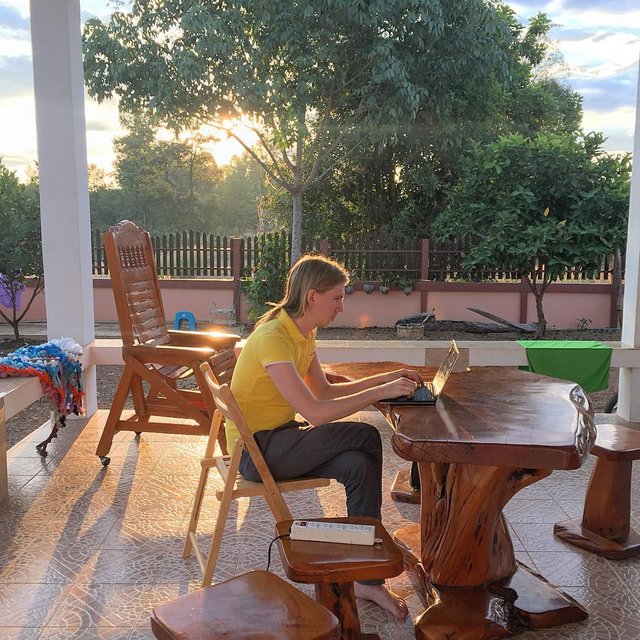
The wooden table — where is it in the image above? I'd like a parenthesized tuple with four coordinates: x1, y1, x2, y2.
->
(276, 517, 404, 640)
(324, 363, 596, 640)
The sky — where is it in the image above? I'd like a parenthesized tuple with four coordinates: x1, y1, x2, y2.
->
(0, 0, 639, 181)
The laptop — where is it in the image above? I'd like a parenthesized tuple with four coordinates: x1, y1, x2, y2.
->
(381, 339, 460, 405)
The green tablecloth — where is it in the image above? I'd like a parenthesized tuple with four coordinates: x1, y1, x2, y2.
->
(517, 340, 612, 392)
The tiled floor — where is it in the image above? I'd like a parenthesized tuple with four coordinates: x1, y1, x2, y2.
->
(2, 409, 640, 640)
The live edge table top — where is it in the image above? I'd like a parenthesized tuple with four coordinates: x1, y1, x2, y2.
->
(322, 363, 595, 471)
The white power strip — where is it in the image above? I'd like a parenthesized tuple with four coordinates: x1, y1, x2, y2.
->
(289, 520, 375, 545)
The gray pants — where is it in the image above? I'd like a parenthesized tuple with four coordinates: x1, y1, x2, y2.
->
(239, 420, 384, 584)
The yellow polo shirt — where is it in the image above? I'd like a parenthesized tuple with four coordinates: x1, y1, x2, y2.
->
(226, 310, 317, 451)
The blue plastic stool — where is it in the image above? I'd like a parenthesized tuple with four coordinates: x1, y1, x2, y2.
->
(174, 310, 197, 331)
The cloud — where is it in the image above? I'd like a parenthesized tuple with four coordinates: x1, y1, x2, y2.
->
(86, 119, 115, 132)
(0, 55, 33, 96)
(508, 2, 553, 16)
(560, 0, 640, 12)
(581, 106, 636, 153)
(570, 63, 639, 112)
(557, 30, 640, 76)
(0, 3, 29, 30)
(592, 32, 616, 43)
(551, 27, 597, 42)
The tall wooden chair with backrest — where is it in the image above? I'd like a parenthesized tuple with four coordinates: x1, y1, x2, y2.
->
(96, 220, 240, 466)
(184, 361, 331, 587)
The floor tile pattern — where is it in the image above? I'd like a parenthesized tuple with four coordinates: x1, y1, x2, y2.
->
(1, 409, 640, 639)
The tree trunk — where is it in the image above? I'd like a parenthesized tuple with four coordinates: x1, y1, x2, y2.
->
(523, 273, 547, 338)
(290, 133, 304, 265)
(614, 248, 623, 327)
(534, 291, 547, 338)
(290, 190, 303, 265)
(0, 276, 44, 342)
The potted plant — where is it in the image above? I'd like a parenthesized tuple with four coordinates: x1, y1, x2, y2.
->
(379, 281, 390, 294)
(344, 270, 358, 294)
(363, 283, 374, 294)
(394, 275, 414, 295)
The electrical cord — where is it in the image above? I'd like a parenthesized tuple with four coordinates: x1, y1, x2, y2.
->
(266, 533, 290, 572)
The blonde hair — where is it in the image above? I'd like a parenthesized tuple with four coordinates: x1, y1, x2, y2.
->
(256, 254, 349, 326)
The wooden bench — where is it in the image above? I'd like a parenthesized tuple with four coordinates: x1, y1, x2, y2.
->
(0, 376, 43, 503)
(150, 570, 339, 640)
(554, 413, 640, 559)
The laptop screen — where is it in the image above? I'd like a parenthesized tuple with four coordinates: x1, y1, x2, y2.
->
(431, 340, 459, 397)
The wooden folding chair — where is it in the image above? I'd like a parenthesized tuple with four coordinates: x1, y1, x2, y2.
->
(184, 362, 331, 586)
(96, 220, 240, 466)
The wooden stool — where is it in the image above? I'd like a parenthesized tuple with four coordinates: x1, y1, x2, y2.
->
(554, 415, 640, 559)
(150, 570, 340, 640)
(276, 517, 404, 640)
(390, 466, 421, 504)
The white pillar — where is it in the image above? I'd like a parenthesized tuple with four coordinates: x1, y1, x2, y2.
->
(619, 55, 640, 423)
(30, 0, 97, 415)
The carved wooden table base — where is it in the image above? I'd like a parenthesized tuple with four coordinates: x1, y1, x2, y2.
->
(409, 562, 587, 640)
(394, 462, 587, 640)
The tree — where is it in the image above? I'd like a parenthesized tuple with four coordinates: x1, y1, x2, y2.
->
(83, 0, 519, 262)
(214, 155, 263, 236)
(387, 10, 583, 237)
(0, 162, 44, 340)
(432, 133, 631, 337)
(88, 116, 261, 235)
(258, 8, 584, 241)
(107, 114, 223, 232)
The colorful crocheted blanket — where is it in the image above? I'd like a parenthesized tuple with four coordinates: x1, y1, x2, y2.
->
(0, 338, 84, 418)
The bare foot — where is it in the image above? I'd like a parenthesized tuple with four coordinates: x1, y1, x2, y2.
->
(354, 583, 408, 621)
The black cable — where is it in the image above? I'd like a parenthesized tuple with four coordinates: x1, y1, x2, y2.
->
(266, 533, 290, 572)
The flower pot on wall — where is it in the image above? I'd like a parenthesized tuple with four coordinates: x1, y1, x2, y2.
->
(379, 285, 390, 294)
(345, 284, 354, 294)
(402, 286, 412, 295)
(363, 283, 374, 294)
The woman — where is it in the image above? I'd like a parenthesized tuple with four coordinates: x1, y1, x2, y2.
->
(228, 254, 422, 621)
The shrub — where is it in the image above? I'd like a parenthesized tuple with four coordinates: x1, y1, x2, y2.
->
(243, 235, 290, 321)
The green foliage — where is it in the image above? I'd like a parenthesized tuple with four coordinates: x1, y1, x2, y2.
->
(243, 235, 290, 321)
(88, 116, 262, 235)
(433, 132, 631, 334)
(215, 156, 264, 236)
(110, 114, 225, 232)
(0, 161, 44, 339)
(257, 8, 583, 241)
(83, 0, 520, 258)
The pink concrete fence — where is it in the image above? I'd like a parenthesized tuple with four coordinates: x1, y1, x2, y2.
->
(18, 275, 617, 330)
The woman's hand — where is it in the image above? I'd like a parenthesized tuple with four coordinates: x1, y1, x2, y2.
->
(384, 368, 424, 387)
(378, 376, 419, 400)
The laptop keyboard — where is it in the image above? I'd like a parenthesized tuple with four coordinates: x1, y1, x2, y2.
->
(412, 386, 434, 402)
